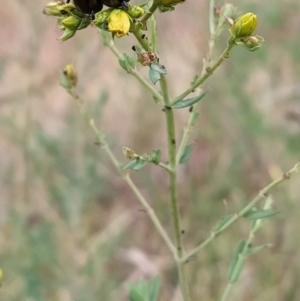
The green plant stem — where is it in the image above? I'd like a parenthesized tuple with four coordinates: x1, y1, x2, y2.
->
(219, 231, 255, 301)
(101, 31, 163, 103)
(175, 40, 235, 164)
(158, 162, 172, 172)
(160, 74, 191, 301)
(131, 26, 151, 52)
(140, 0, 160, 25)
(220, 197, 274, 301)
(149, 14, 157, 54)
(220, 283, 233, 301)
(67, 88, 176, 257)
(182, 164, 299, 263)
(173, 39, 235, 103)
(124, 174, 176, 257)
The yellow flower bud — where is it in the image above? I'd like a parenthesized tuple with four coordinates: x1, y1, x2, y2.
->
(61, 15, 81, 30)
(107, 10, 131, 38)
(239, 35, 264, 52)
(127, 5, 145, 19)
(43, 1, 65, 16)
(231, 13, 258, 38)
(93, 10, 111, 27)
(60, 28, 76, 41)
(0, 268, 3, 285)
(63, 64, 78, 87)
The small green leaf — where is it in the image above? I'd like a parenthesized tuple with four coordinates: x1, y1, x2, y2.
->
(190, 75, 199, 86)
(118, 58, 128, 71)
(212, 214, 233, 233)
(179, 144, 193, 164)
(151, 149, 161, 164)
(127, 278, 161, 301)
(158, 5, 175, 12)
(149, 68, 161, 84)
(133, 45, 143, 54)
(228, 240, 247, 283)
(123, 159, 147, 171)
(118, 54, 135, 72)
(243, 209, 279, 220)
(133, 160, 148, 171)
(123, 159, 140, 170)
(171, 90, 208, 109)
(149, 277, 160, 301)
(129, 289, 145, 301)
(245, 244, 271, 256)
(150, 63, 167, 74)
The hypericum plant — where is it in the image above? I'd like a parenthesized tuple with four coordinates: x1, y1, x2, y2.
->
(44, 1, 299, 300)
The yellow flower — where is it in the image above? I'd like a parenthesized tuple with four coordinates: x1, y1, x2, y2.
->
(61, 64, 78, 87)
(231, 13, 258, 38)
(107, 9, 131, 38)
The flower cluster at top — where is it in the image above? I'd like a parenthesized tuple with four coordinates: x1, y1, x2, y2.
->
(43, 1, 145, 41)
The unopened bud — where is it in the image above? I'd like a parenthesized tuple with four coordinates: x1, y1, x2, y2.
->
(43, 1, 65, 16)
(127, 5, 145, 18)
(61, 15, 81, 30)
(123, 147, 139, 160)
(93, 10, 111, 27)
(231, 13, 258, 38)
(239, 35, 264, 52)
(63, 64, 78, 88)
(60, 28, 77, 41)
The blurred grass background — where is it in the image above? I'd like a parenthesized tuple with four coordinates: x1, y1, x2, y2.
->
(0, 0, 300, 300)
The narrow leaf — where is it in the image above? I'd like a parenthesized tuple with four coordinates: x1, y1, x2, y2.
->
(179, 144, 193, 164)
(246, 244, 272, 256)
(150, 63, 167, 74)
(228, 240, 247, 283)
(123, 159, 140, 171)
(118, 58, 128, 72)
(171, 90, 208, 109)
(129, 289, 145, 301)
(132, 160, 148, 171)
(149, 277, 160, 301)
(151, 149, 161, 164)
(149, 68, 161, 85)
(212, 214, 233, 233)
(244, 209, 279, 220)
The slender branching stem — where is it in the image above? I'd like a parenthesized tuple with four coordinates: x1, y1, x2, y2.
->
(182, 164, 300, 263)
(101, 31, 163, 103)
(67, 88, 176, 256)
(173, 39, 235, 103)
(149, 14, 158, 54)
(219, 231, 255, 301)
(140, 0, 160, 26)
(176, 40, 235, 164)
(131, 26, 152, 52)
(160, 74, 191, 301)
(220, 283, 234, 301)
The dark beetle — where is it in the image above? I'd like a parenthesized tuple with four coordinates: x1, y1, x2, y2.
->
(67, 0, 130, 14)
